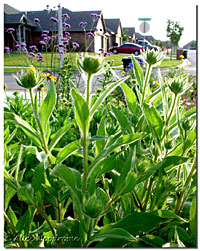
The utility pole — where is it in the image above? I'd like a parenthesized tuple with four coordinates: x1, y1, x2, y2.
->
(58, 6, 64, 68)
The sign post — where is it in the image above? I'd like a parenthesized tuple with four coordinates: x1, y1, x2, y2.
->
(138, 18, 151, 48)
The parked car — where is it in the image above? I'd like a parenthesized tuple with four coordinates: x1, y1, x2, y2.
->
(109, 43, 143, 55)
(137, 40, 159, 51)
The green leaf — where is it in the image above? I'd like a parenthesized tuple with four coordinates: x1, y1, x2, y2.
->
(141, 235, 166, 247)
(17, 184, 37, 206)
(190, 193, 196, 239)
(132, 56, 144, 92)
(30, 219, 57, 234)
(50, 165, 83, 218)
(7, 206, 18, 227)
(103, 211, 176, 237)
(4, 186, 16, 211)
(56, 140, 80, 164)
(88, 133, 144, 175)
(71, 88, 89, 134)
(32, 164, 45, 202)
(115, 147, 136, 195)
(95, 119, 106, 156)
(142, 103, 163, 150)
(49, 123, 72, 152)
(40, 81, 56, 133)
(137, 156, 189, 184)
(120, 82, 138, 114)
(4, 112, 42, 147)
(88, 228, 136, 246)
(182, 126, 196, 156)
(111, 105, 133, 134)
(90, 75, 129, 118)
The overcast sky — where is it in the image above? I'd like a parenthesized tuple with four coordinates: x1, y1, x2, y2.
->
(3, 0, 198, 46)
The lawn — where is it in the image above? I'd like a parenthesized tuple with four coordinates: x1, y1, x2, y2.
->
(4, 52, 182, 73)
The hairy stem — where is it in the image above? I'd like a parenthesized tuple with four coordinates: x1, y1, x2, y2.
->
(82, 131, 88, 198)
(175, 156, 196, 215)
(141, 64, 152, 104)
(86, 74, 92, 108)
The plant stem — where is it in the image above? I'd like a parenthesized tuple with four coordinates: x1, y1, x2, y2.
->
(4, 211, 23, 247)
(86, 74, 92, 108)
(37, 207, 62, 248)
(166, 94, 178, 126)
(29, 88, 50, 162)
(83, 218, 94, 247)
(82, 131, 88, 198)
(174, 156, 196, 215)
(143, 177, 154, 211)
(141, 64, 152, 104)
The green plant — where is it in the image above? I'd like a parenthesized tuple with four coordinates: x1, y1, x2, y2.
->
(4, 46, 196, 248)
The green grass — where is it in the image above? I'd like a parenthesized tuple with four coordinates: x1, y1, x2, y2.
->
(4, 52, 182, 73)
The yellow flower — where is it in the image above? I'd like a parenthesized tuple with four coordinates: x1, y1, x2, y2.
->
(41, 88, 46, 94)
(156, 82, 160, 86)
(4, 83, 7, 90)
(122, 71, 126, 74)
(179, 55, 184, 59)
(41, 73, 57, 82)
(60, 101, 64, 104)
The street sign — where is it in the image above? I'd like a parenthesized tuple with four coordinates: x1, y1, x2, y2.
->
(139, 22, 150, 33)
(138, 18, 151, 21)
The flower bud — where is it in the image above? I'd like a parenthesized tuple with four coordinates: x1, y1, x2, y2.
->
(84, 196, 104, 218)
(13, 65, 42, 89)
(181, 118, 191, 131)
(142, 48, 164, 66)
(168, 75, 189, 95)
(77, 54, 104, 75)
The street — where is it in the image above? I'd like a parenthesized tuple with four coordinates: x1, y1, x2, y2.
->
(4, 49, 196, 94)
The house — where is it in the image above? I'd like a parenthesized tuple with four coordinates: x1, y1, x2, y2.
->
(104, 18, 123, 49)
(183, 40, 196, 49)
(122, 27, 136, 43)
(4, 4, 108, 53)
(135, 32, 158, 44)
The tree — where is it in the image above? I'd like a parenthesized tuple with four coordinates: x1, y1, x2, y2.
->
(166, 19, 184, 59)
(166, 19, 184, 46)
(122, 29, 129, 43)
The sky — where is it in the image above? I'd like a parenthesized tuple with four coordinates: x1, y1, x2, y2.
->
(4, 0, 198, 47)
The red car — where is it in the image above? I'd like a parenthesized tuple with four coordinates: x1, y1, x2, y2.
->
(109, 43, 143, 55)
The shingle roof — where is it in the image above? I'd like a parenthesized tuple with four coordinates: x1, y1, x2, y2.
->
(123, 27, 135, 37)
(4, 4, 20, 14)
(25, 8, 102, 32)
(105, 19, 121, 33)
(4, 13, 36, 27)
(136, 32, 144, 40)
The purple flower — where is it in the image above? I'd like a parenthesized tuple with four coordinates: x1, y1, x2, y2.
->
(37, 52, 42, 57)
(29, 52, 36, 57)
(39, 40, 46, 45)
(63, 40, 68, 45)
(58, 44, 64, 47)
(23, 48, 27, 52)
(59, 50, 64, 54)
(72, 42, 79, 47)
(46, 4, 49, 9)
(42, 30, 49, 34)
(63, 23, 71, 29)
(41, 33, 47, 37)
(87, 32, 94, 37)
(20, 42, 26, 47)
(50, 17, 58, 22)
(79, 22, 87, 28)
(62, 13, 70, 19)
(64, 31, 70, 35)
(61, 37, 67, 41)
(34, 18, 40, 23)
(6, 28, 15, 33)
(4, 47, 10, 52)
(15, 44, 20, 49)
(51, 35, 57, 39)
(99, 48, 104, 52)
(57, 3, 61, 8)
(90, 13, 101, 21)
(37, 58, 44, 62)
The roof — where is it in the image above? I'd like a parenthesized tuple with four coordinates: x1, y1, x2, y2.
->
(123, 27, 135, 37)
(4, 4, 20, 14)
(105, 18, 121, 33)
(24, 8, 103, 32)
(4, 13, 36, 27)
(136, 32, 144, 40)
